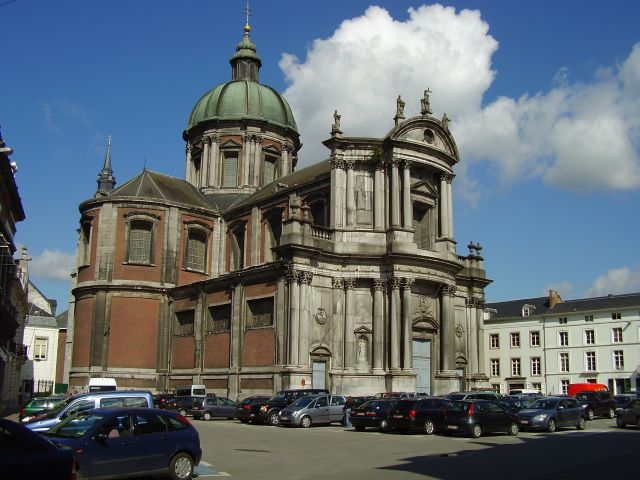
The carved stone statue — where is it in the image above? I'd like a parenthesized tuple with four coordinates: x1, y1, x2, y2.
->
(442, 112, 450, 130)
(396, 95, 405, 117)
(357, 337, 367, 364)
(332, 110, 341, 132)
(420, 88, 432, 115)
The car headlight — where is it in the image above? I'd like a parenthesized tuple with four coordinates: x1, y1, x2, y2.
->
(533, 414, 548, 422)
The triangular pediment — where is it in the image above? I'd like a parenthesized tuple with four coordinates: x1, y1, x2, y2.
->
(220, 139, 242, 148)
(412, 180, 439, 198)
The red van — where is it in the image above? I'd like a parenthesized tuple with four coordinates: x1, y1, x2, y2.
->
(568, 383, 608, 398)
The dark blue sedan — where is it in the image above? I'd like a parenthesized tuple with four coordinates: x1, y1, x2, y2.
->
(41, 407, 201, 480)
(517, 397, 586, 432)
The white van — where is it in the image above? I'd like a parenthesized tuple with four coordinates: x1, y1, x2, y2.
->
(509, 388, 540, 396)
(174, 384, 206, 396)
(88, 377, 117, 392)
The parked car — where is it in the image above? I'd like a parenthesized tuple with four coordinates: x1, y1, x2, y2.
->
(375, 392, 422, 400)
(258, 389, 329, 425)
(278, 394, 346, 428)
(443, 400, 520, 438)
(497, 396, 536, 413)
(190, 397, 236, 421)
(41, 407, 201, 480)
(349, 399, 398, 432)
(0, 418, 76, 479)
(19, 395, 66, 422)
(574, 390, 617, 420)
(386, 397, 449, 434)
(614, 394, 637, 414)
(444, 391, 502, 401)
(153, 393, 176, 409)
(24, 390, 153, 432)
(237, 395, 270, 423)
(517, 397, 586, 432)
(616, 398, 640, 428)
(166, 396, 207, 417)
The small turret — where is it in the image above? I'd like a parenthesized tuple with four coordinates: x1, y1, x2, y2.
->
(96, 135, 116, 195)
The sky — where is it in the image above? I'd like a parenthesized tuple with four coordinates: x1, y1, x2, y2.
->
(2, 0, 640, 313)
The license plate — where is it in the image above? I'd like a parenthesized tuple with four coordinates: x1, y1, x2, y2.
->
(446, 425, 458, 430)
(355, 412, 364, 416)
(520, 420, 529, 425)
(393, 414, 403, 418)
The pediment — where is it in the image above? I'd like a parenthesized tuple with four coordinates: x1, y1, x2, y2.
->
(398, 126, 452, 155)
(412, 180, 439, 199)
(220, 139, 242, 148)
(354, 326, 373, 335)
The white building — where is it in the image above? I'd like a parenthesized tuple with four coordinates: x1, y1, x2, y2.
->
(484, 291, 640, 395)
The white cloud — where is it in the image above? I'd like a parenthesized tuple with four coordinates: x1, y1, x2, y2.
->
(280, 4, 640, 198)
(29, 249, 76, 282)
(586, 266, 640, 297)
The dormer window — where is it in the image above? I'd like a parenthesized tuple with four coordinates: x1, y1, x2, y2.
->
(522, 304, 536, 317)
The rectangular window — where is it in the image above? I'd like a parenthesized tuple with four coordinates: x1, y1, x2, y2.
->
(490, 334, 499, 349)
(585, 351, 596, 371)
(490, 359, 500, 377)
(34, 337, 48, 361)
(613, 350, 624, 370)
(530, 331, 540, 347)
(246, 297, 274, 329)
(262, 156, 276, 186)
(558, 331, 569, 347)
(584, 329, 595, 345)
(174, 310, 195, 336)
(531, 357, 541, 376)
(558, 317, 567, 324)
(128, 220, 153, 264)
(511, 358, 521, 377)
(185, 230, 207, 272)
(491, 383, 501, 393)
(585, 314, 594, 322)
(612, 327, 623, 343)
(222, 154, 238, 187)
(510, 332, 520, 348)
(559, 352, 570, 372)
(532, 382, 542, 393)
(207, 304, 231, 334)
(561, 379, 570, 395)
(611, 312, 621, 320)
(355, 172, 374, 225)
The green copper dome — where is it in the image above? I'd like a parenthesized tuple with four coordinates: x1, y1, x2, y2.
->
(187, 81, 298, 132)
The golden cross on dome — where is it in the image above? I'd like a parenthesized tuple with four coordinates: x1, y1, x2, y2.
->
(244, 2, 252, 28)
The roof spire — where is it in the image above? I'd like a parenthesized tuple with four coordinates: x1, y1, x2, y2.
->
(96, 135, 116, 196)
(230, 3, 261, 82)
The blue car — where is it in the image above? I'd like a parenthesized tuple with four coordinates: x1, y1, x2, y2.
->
(41, 407, 201, 480)
(517, 397, 586, 432)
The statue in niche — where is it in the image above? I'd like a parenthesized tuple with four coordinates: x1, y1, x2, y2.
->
(356, 336, 367, 364)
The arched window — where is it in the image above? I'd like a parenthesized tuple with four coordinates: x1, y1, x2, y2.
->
(124, 213, 159, 265)
(229, 223, 245, 271)
(185, 228, 208, 272)
(263, 209, 282, 263)
(308, 199, 328, 228)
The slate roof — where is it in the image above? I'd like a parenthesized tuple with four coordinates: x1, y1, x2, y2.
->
(108, 169, 214, 211)
(486, 292, 640, 320)
(26, 315, 59, 329)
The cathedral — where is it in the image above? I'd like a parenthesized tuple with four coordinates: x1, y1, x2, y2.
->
(68, 21, 491, 398)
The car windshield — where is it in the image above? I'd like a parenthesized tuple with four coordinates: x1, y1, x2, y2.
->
(446, 394, 465, 401)
(290, 396, 316, 408)
(45, 412, 106, 438)
(267, 395, 284, 403)
(42, 397, 75, 418)
(530, 399, 559, 410)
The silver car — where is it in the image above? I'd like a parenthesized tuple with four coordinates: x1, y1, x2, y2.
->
(279, 394, 346, 428)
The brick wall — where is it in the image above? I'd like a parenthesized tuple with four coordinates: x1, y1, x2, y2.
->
(108, 296, 159, 369)
(204, 333, 231, 368)
(242, 328, 275, 367)
(171, 336, 195, 369)
(72, 296, 95, 367)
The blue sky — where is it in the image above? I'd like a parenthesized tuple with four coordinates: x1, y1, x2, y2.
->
(2, 0, 640, 313)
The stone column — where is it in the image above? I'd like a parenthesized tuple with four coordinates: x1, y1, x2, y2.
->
(287, 268, 300, 366)
(331, 278, 345, 369)
(374, 158, 385, 231)
(201, 136, 211, 189)
(209, 134, 220, 187)
(389, 277, 402, 371)
(242, 134, 251, 186)
(466, 297, 478, 374)
(476, 298, 485, 376)
(185, 144, 192, 184)
(254, 135, 263, 185)
(439, 174, 449, 237)
(344, 278, 356, 369)
(401, 278, 414, 370)
(372, 279, 385, 371)
(345, 159, 355, 227)
(298, 271, 313, 367)
(330, 157, 346, 228)
(281, 143, 290, 177)
(446, 174, 454, 238)
(402, 160, 412, 229)
(390, 158, 401, 228)
(440, 285, 456, 371)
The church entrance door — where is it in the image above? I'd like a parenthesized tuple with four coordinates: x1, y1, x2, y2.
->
(312, 361, 326, 390)
(412, 340, 431, 394)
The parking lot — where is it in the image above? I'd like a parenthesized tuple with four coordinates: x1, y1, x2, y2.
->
(194, 417, 639, 479)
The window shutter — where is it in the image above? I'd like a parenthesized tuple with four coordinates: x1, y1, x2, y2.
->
(222, 156, 238, 187)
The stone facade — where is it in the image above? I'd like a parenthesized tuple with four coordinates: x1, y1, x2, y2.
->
(68, 24, 491, 398)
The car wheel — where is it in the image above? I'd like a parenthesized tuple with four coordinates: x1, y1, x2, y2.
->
(586, 408, 594, 420)
(267, 411, 280, 426)
(546, 419, 556, 433)
(616, 416, 625, 428)
(607, 407, 615, 419)
(300, 416, 312, 428)
(178, 409, 187, 417)
(423, 419, 435, 435)
(355, 425, 365, 432)
(203, 411, 212, 421)
(577, 416, 586, 430)
(169, 452, 194, 480)
(508, 421, 519, 436)
(378, 418, 389, 432)
(471, 424, 482, 438)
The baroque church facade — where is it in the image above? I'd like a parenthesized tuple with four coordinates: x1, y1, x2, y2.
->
(68, 23, 491, 397)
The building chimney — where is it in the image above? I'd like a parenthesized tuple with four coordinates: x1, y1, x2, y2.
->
(549, 289, 563, 308)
